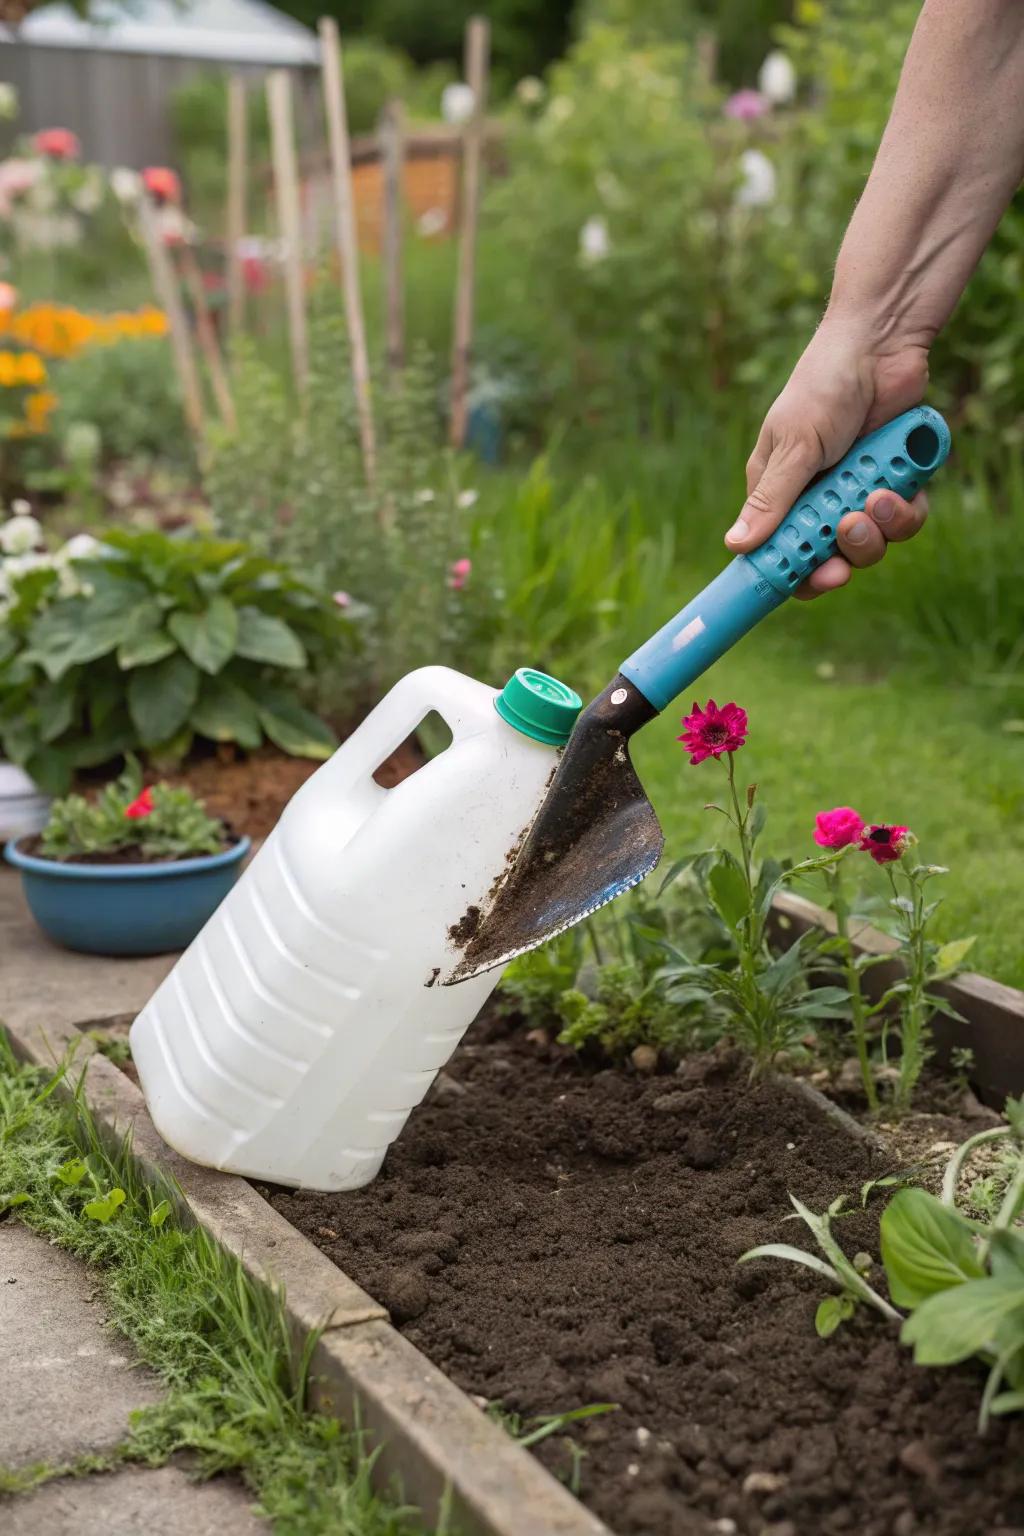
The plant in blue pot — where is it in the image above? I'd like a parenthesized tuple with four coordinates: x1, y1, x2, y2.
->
(4, 757, 250, 955)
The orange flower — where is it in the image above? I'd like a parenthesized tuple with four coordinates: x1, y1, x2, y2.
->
(24, 390, 57, 432)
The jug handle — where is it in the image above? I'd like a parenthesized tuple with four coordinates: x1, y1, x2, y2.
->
(312, 666, 496, 813)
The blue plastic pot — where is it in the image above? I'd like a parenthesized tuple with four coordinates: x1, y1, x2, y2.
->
(4, 836, 251, 957)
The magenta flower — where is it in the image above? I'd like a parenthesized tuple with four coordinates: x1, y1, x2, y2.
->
(814, 806, 865, 850)
(859, 824, 910, 865)
(448, 557, 472, 591)
(678, 699, 748, 765)
(332, 590, 351, 609)
(724, 90, 770, 122)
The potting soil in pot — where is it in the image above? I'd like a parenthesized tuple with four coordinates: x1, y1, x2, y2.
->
(264, 1017, 1024, 1536)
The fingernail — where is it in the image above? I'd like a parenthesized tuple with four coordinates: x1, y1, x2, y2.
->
(725, 518, 750, 545)
(873, 496, 896, 524)
(845, 521, 870, 545)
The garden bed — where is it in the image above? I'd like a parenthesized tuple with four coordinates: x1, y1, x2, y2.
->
(264, 1013, 1024, 1536)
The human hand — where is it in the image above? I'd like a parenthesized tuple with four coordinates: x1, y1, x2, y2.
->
(725, 315, 931, 598)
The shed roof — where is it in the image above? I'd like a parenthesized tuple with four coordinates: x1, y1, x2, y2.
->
(0, 0, 320, 65)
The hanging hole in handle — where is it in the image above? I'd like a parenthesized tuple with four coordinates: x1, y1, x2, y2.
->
(905, 423, 941, 470)
(372, 711, 454, 787)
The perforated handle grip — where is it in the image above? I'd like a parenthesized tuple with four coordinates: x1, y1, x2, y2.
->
(620, 406, 952, 712)
(747, 405, 951, 596)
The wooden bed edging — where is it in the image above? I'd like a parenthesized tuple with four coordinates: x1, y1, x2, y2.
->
(771, 890, 1024, 1106)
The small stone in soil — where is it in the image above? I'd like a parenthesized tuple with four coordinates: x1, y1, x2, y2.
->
(631, 1044, 659, 1073)
(382, 1268, 429, 1323)
(742, 1470, 785, 1496)
(898, 1440, 940, 1483)
(429, 1071, 467, 1101)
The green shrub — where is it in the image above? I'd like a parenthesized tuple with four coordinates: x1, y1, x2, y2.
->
(52, 338, 190, 467)
(40, 756, 225, 861)
(0, 527, 350, 792)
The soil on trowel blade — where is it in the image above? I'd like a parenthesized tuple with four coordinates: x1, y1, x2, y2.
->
(265, 1018, 1024, 1536)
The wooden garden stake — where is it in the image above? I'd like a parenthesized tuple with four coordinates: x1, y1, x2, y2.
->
(380, 97, 405, 375)
(178, 242, 236, 431)
(267, 68, 309, 393)
(226, 74, 248, 337)
(137, 196, 206, 450)
(448, 15, 490, 449)
(319, 15, 377, 490)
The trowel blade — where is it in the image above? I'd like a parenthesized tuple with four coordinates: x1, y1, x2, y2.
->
(442, 676, 663, 983)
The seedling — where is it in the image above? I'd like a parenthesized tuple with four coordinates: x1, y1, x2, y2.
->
(487, 1401, 619, 1494)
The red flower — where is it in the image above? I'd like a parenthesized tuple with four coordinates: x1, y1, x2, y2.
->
(448, 557, 472, 591)
(124, 787, 155, 820)
(142, 166, 182, 205)
(814, 806, 865, 850)
(677, 699, 748, 764)
(859, 823, 909, 865)
(33, 128, 80, 161)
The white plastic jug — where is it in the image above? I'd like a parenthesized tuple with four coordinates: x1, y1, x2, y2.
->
(129, 665, 582, 1192)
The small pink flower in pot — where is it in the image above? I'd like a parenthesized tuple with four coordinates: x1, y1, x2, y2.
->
(859, 823, 910, 865)
(813, 806, 865, 850)
(33, 128, 81, 160)
(724, 90, 770, 122)
(677, 699, 748, 764)
(124, 787, 155, 820)
(448, 557, 472, 591)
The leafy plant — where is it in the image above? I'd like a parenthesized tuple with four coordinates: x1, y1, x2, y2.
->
(40, 755, 226, 862)
(0, 526, 351, 791)
(52, 336, 189, 468)
(741, 1098, 1024, 1429)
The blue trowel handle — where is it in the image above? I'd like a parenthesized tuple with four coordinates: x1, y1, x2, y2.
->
(619, 406, 951, 713)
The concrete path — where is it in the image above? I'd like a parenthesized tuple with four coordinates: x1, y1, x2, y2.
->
(1, 1221, 266, 1534)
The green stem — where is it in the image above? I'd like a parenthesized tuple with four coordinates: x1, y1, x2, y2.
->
(828, 864, 878, 1112)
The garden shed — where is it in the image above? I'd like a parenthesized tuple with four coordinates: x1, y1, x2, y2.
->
(0, 0, 320, 167)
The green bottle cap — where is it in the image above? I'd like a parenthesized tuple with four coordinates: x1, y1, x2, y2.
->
(495, 667, 583, 746)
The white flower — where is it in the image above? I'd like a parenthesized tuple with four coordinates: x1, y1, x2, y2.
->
(0, 84, 18, 121)
(579, 215, 611, 265)
(516, 76, 544, 107)
(3, 551, 53, 582)
(70, 170, 103, 215)
(0, 515, 43, 555)
(441, 82, 475, 126)
(64, 421, 101, 464)
(417, 207, 447, 238)
(109, 167, 142, 204)
(10, 498, 31, 516)
(413, 488, 435, 505)
(58, 533, 101, 562)
(735, 149, 776, 209)
(457, 488, 478, 509)
(758, 50, 797, 106)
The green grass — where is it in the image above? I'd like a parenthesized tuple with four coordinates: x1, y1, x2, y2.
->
(0, 1039, 445, 1536)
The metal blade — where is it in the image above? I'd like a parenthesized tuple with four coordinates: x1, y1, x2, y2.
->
(442, 676, 662, 983)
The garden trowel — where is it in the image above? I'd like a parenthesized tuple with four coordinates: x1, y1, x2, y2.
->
(443, 406, 950, 984)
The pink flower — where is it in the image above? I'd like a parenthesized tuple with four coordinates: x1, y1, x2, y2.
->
(814, 806, 865, 850)
(859, 823, 910, 865)
(124, 787, 155, 820)
(33, 128, 80, 160)
(724, 90, 770, 122)
(678, 699, 748, 765)
(142, 166, 181, 205)
(332, 590, 351, 608)
(448, 557, 472, 591)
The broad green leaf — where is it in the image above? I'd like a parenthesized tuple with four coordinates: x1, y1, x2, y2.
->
(55, 1157, 87, 1186)
(37, 677, 76, 744)
(235, 607, 307, 669)
(707, 853, 749, 932)
(257, 694, 335, 760)
(83, 1187, 127, 1224)
(992, 1390, 1024, 1416)
(149, 1199, 172, 1228)
(816, 1294, 855, 1338)
(117, 602, 176, 670)
(191, 676, 263, 750)
(880, 1187, 985, 1307)
(28, 585, 149, 681)
(990, 1231, 1024, 1282)
(1, 1193, 30, 1212)
(128, 654, 200, 746)
(901, 1276, 1024, 1366)
(168, 597, 238, 675)
(25, 746, 73, 794)
(932, 936, 977, 979)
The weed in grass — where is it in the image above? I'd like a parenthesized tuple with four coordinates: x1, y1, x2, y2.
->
(0, 1034, 446, 1535)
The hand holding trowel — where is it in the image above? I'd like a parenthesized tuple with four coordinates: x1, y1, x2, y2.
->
(445, 406, 950, 984)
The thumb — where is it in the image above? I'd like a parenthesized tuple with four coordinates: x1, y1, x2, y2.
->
(725, 439, 823, 553)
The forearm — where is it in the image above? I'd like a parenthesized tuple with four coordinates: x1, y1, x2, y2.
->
(827, 0, 1024, 349)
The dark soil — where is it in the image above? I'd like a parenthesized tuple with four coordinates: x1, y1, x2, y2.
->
(265, 1017, 1024, 1536)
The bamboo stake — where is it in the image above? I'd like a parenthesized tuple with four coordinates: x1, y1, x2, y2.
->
(449, 15, 490, 449)
(225, 74, 248, 337)
(318, 15, 377, 490)
(137, 197, 206, 450)
(380, 97, 405, 375)
(267, 69, 309, 392)
(178, 242, 236, 431)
